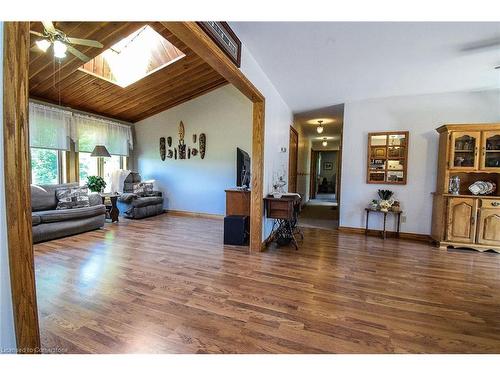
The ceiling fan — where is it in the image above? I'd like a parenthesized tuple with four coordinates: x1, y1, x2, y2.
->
(30, 21, 104, 61)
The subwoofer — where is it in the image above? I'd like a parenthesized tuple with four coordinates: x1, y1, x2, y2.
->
(224, 215, 249, 246)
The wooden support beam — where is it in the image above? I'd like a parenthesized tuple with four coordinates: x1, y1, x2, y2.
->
(3, 21, 41, 353)
(163, 22, 266, 252)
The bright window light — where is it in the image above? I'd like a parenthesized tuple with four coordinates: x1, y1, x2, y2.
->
(79, 25, 185, 88)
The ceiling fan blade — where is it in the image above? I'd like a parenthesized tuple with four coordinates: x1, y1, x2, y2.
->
(42, 21, 56, 34)
(29, 30, 45, 37)
(66, 37, 103, 48)
(66, 45, 90, 62)
(461, 36, 500, 52)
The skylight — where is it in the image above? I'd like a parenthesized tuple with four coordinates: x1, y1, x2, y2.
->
(79, 25, 185, 88)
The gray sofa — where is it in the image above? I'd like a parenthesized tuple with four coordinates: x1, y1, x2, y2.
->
(31, 183, 106, 243)
(116, 172, 164, 219)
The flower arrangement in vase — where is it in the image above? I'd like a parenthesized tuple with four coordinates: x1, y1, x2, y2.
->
(377, 189, 394, 212)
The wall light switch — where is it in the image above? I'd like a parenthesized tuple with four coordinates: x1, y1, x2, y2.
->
(401, 215, 407, 223)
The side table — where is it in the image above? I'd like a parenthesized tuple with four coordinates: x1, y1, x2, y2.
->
(100, 193, 120, 223)
(364, 208, 402, 239)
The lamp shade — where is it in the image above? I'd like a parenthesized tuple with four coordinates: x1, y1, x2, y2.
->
(90, 145, 111, 157)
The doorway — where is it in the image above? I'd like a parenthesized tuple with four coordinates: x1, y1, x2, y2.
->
(312, 150, 338, 202)
(301, 149, 340, 229)
(293, 103, 344, 230)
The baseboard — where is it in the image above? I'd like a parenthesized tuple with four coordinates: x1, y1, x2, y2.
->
(165, 209, 224, 220)
(338, 226, 431, 242)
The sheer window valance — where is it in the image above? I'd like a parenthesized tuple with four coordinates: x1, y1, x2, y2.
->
(29, 102, 73, 151)
(72, 113, 133, 156)
(29, 102, 133, 156)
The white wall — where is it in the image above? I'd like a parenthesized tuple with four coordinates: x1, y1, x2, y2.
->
(134, 85, 252, 215)
(238, 44, 293, 236)
(0, 21, 17, 352)
(340, 89, 500, 235)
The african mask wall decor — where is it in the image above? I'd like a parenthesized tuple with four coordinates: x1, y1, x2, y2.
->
(199, 133, 206, 159)
(160, 137, 166, 161)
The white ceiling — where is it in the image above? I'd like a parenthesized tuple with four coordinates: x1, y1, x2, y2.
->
(230, 22, 500, 113)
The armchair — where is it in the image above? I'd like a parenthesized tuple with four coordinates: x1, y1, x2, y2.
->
(116, 172, 164, 219)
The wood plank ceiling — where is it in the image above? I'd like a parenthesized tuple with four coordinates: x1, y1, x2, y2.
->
(29, 22, 228, 123)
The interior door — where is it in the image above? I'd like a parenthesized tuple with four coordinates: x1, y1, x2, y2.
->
(288, 126, 299, 193)
(477, 199, 500, 246)
(480, 131, 500, 172)
(446, 197, 477, 243)
(450, 131, 481, 171)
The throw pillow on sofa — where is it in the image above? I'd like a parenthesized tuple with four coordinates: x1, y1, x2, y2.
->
(56, 186, 90, 210)
(133, 182, 154, 194)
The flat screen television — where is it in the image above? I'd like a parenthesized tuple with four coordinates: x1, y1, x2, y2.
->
(236, 147, 251, 188)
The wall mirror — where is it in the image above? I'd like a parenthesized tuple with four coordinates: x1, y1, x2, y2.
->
(367, 131, 409, 184)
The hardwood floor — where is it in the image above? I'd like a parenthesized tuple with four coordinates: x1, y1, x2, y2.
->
(34, 213, 500, 353)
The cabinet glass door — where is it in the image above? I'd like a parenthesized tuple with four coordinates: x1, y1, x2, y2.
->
(481, 131, 500, 171)
(450, 131, 480, 170)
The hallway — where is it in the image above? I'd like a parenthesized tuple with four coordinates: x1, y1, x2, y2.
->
(298, 198, 338, 229)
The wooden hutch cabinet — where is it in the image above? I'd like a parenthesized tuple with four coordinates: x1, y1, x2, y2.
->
(431, 124, 500, 253)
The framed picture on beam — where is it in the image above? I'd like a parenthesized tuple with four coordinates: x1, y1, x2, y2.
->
(197, 21, 242, 67)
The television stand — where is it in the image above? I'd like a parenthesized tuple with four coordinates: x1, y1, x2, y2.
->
(225, 189, 251, 217)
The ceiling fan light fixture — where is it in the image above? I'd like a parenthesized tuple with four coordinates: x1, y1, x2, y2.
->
(35, 39, 51, 52)
(53, 40, 67, 59)
(322, 138, 328, 147)
(316, 120, 324, 134)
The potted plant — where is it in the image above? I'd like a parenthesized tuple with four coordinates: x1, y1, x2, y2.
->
(377, 189, 394, 212)
(87, 176, 106, 193)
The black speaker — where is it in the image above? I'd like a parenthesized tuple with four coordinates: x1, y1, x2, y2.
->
(224, 215, 249, 245)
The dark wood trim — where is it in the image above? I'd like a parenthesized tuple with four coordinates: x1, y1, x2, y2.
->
(338, 226, 432, 243)
(309, 149, 319, 200)
(3, 21, 41, 353)
(196, 22, 242, 67)
(336, 120, 344, 229)
(162, 22, 265, 253)
(288, 126, 298, 193)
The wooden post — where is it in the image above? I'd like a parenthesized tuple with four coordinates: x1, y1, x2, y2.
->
(3, 21, 41, 353)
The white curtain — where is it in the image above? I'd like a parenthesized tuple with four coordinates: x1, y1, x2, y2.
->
(29, 102, 72, 150)
(72, 113, 133, 156)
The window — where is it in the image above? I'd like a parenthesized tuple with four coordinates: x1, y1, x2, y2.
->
(78, 152, 99, 185)
(31, 148, 61, 185)
(78, 153, 127, 192)
(103, 155, 123, 192)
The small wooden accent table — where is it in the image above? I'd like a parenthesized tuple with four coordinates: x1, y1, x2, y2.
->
(264, 194, 302, 249)
(364, 208, 402, 239)
(100, 193, 120, 223)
